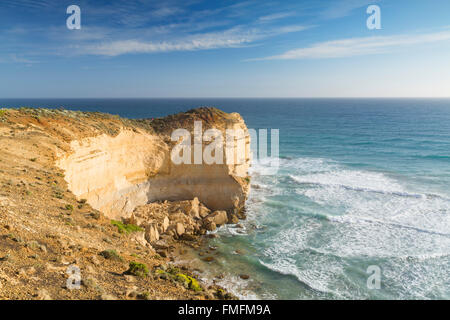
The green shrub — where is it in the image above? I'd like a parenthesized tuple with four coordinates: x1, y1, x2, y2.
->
(65, 204, 74, 211)
(175, 273, 202, 292)
(167, 266, 180, 275)
(155, 266, 202, 292)
(126, 261, 149, 277)
(54, 192, 63, 199)
(99, 249, 123, 261)
(111, 220, 143, 234)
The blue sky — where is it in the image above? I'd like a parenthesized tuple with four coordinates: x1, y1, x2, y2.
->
(1, 0, 450, 98)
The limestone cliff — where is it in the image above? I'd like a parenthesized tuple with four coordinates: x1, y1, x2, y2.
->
(55, 107, 251, 220)
(0, 106, 249, 300)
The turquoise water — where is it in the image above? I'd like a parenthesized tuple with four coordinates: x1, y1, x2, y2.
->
(1, 98, 449, 299)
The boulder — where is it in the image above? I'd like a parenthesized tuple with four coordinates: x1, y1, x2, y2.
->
(205, 211, 228, 227)
(232, 196, 240, 209)
(144, 223, 159, 243)
(185, 225, 195, 234)
(170, 212, 185, 222)
(205, 222, 217, 232)
(227, 213, 239, 224)
(184, 198, 200, 219)
(176, 223, 185, 237)
(130, 231, 147, 247)
(162, 216, 170, 233)
(199, 205, 211, 218)
(236, 209, 247, 220)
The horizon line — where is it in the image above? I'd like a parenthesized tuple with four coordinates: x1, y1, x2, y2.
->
(1, 97, 450, 100)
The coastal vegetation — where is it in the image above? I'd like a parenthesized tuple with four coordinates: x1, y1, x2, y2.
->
(126, 261, 149, 277)
(111, 220, 143, 234)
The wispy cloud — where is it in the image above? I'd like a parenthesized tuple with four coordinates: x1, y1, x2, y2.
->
(258, 12, 296, 22)
(152, 6, 185, 18)
(251, 30, 450, 60)
(10, 54, 38, 64)
(78, 25, 309, 56)
(0, 54, 40, 66)
(320, 0, 381, 19)
(0, 0, 312, 59)
(0, 0, 55, 9)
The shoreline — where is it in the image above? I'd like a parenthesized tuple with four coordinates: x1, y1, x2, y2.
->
(172, 238, 252, 300)
(173, 222, 264, 301)
(0, 107, 251, 300)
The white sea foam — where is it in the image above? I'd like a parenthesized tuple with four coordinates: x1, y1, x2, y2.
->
(219, 156, 450, 299)
(290, 169, 407, 195)
(257, 223, 353, 299)
(251, 157, 337, 176)
(258, 260, 343, 298)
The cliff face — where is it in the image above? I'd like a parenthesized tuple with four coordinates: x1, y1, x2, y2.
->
(0, 106, 249, 300)
(55, 108, 251, 220)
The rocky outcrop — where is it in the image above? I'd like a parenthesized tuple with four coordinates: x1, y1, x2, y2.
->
(130, 197, 241, 249)
(56, 108, 251, 220)
(0, 107, 244, 300)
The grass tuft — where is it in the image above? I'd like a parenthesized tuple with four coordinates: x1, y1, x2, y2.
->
(111, 220, 143, 234)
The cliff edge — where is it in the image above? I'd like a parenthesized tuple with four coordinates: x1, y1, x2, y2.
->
(0, 107, 250, 300)
(56, 107, 251, 220)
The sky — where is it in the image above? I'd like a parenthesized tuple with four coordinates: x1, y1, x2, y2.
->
(0, 0, 450, 98)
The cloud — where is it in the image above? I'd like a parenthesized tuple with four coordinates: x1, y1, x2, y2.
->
(320, 0, 381, 19)
(0, 0, 55, 9)
(152, 6, 185, 18)
(0, 0, 311, 59)
(78, 25, 309, 56)
(258, 12, 295, 22)
(81, 38, 250, 56)
(251, 30, 450, 60)
(10, 54, 39, 64)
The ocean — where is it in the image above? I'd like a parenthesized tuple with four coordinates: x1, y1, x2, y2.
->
(1, 98, 449, 299)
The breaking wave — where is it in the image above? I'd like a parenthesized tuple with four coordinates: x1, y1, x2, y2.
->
(241, 156, 450, 299)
